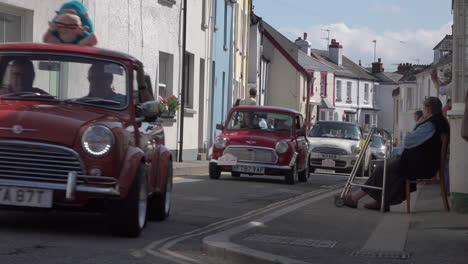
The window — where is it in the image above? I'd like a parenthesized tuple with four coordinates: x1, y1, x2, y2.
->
(183, 52, 194, 108)
(336, 80, 342, 101)
(328, 111, 333, 121)
(346, 82, 352, 102)
(406, 87, 413, 111)
(427, 79, 431, 97)
(158, 52, 174, 98)
(320, 73, 327, 96)
(364, 114, 370, 125)
(0, 5, 33, 43)
(223, 1, 228, 49)
(201, 0, 209, 29)
(320, 111, 326, 121)
(364, 83, 369, 103)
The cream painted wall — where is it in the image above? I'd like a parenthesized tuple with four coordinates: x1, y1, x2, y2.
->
(232, 0, 250, 102)
(267, 47, 305, 114)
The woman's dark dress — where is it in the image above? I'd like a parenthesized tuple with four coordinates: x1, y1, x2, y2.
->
(363, 114, 450, 205)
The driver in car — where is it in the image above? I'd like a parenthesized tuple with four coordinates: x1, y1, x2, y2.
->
(0, 58, 47, 95)
(87, 63, 126, 105)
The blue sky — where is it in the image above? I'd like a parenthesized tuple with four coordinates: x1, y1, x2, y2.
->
(253, 0, 453, 70)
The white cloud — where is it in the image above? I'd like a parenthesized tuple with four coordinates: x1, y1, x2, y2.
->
(281, 22, 452, 71)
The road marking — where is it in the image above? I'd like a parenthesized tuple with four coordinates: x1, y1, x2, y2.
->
(138, 185, 343, 263)
(173, 177, 204, 184)
(244, 234, 337, 249)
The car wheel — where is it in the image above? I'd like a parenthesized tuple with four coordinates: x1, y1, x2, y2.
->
(285, 165, 298, 185)
(298, 163, 309, 182)
(109, 164, 147, 237)
(209, 163, 221, 179)
(231, 171, 241, 177)
(148, 160, 173, 221)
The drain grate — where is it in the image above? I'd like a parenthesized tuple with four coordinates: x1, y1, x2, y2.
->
(351, 250, 411, 259)
(244, 234, 337, 248)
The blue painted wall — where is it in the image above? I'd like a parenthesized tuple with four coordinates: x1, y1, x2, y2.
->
(210, 0, 234, 145)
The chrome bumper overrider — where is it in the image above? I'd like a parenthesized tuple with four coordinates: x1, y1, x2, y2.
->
(0, 171, 120, 201)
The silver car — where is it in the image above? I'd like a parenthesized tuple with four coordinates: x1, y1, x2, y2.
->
(307, 121, 362, 174)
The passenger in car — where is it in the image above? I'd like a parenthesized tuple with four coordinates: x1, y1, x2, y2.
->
(87, 64, 126, 105)
(340, 97, 450, 211)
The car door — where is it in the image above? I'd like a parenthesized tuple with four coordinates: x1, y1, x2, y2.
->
(295, 114, 308, 171)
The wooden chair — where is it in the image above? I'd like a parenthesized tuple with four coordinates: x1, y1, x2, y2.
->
(405, 133, 450, 213)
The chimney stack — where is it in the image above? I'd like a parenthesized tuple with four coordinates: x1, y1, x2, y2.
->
(371, 58, 384, 74)
(294, 32, 312, 55)
(396, 63, 413, 75)
(328, 39, 343, 65)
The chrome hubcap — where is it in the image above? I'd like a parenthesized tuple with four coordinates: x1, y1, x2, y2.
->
(165, 166, 173, 215)
(138, 176, 148, 228)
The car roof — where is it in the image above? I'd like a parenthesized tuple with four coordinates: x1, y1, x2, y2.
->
(315, 121, 359, 126)
(0, 43, 142, 66)
(231, 105, 301, 115)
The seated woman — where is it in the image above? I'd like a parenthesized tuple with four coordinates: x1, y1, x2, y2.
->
(342, 97, 450, 211)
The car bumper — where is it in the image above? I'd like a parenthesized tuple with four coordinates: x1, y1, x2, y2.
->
(309, 152, 357, 171)
(210, 152, 297, 176)
(0, 172, 120, 201)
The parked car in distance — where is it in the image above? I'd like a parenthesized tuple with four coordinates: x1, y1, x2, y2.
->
(209, 106, 310, 185)
(0, 43, 173, 237)
(307, 121, 362, 174)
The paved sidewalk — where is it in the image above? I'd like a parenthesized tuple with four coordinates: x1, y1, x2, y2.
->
(173, 160, 209, 177)
(204, 184, 468, 264)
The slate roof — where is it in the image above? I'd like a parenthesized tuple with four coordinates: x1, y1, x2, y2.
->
(262, 21, 335, 73)
(311, 49, 378, 81)
(374, 72, 403, 83)
(298, 51, 335, 72)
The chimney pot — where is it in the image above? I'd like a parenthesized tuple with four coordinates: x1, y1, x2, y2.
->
(303, 32, 307, 40)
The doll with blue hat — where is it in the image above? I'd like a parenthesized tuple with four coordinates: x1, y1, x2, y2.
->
(43, 1, 97, 46)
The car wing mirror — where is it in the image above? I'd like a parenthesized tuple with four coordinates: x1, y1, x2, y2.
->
(216, 124, 224, 130)
(140, 100, 159, 122)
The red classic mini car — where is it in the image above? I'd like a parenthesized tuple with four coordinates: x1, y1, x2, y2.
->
(0, 43, 173, 237)
(210, 106, 310, 184)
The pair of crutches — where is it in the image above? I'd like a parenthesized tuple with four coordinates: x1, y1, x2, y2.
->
(334, 127, 393, 213)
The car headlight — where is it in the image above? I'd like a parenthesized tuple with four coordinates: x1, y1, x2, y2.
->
(376, 150, 386, 158)
(214, 136, 228, 149)
(275, 141, 289, 154)
(82, 125, 115, 157)
(351, 144, 360, 154)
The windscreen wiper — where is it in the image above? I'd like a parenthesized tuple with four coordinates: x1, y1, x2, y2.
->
(65, 97, 121, 106)
(2, 92, 57, 100)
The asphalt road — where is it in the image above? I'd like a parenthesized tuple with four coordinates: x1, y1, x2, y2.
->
(0, 171, 348, 264)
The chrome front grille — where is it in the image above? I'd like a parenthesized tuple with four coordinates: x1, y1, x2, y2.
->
(224, 146, 278, 164)
(0, 140, 86, 184)
(312, 146, 348, 155)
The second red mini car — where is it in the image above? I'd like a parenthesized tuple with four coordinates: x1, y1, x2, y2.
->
(209, 106, 310, 184)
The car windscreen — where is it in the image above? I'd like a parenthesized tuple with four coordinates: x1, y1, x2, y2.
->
(226, 110, 293, 134)
(308, 123, 361, 141)
(371, 135, 385, 148)
(0, 53, 128, 109)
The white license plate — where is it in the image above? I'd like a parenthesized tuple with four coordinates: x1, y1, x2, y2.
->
(0, 186, 53, 208)
(322, 154, 337, 159)
(233, 165, 265, 174)
(322, 159, 336, 167)
(315, 168, 335, 174)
